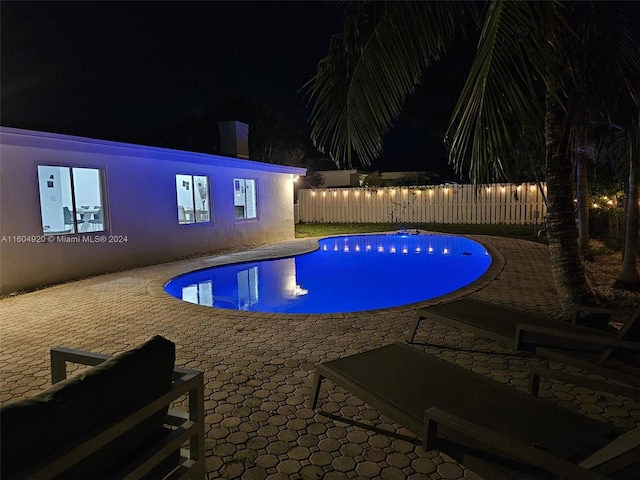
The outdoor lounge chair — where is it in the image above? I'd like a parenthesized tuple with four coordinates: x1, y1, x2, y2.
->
(309, 343, 637, 480)
(515, 304, 640, 391)
(408, 297, 620, 347)
(408, 298, 640, 391)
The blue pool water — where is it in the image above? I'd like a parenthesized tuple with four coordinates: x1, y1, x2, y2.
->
(164, 234, 491, 314)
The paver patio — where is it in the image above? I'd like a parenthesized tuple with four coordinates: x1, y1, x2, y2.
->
(1, 234, 638, 479)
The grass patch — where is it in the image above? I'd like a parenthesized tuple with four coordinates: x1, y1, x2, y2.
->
(295, 222, 548, 244)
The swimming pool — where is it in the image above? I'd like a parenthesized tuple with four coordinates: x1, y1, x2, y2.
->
(164, 234, 491, 314)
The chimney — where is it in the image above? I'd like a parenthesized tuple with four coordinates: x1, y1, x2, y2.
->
(218, 120, 249, 159)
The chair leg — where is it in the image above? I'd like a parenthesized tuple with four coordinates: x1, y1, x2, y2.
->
(407, 310, 424, 343)
(423, 415, 439, 451)
(529, 371, 541, 397)
(308, 372, 324, 410)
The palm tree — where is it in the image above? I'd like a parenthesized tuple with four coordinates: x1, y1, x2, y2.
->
(614, 111, 640, 291)
(306, 0, 639, 317)
(575, 146, 591, 258)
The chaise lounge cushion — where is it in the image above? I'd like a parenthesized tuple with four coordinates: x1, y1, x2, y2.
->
(0, 335, 176, 479)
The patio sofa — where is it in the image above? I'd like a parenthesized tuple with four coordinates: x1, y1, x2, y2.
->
(0, 335, 205, 479)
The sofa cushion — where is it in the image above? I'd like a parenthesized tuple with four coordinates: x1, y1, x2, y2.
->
(0, 335, 176, 478)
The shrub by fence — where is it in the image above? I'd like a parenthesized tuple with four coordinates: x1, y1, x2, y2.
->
(298, 183, 547, 225)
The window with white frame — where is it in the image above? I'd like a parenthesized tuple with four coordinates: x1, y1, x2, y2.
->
(233, 178, 257, 219)
(176, 174, 210, 224)
(37, 166, 105, 235)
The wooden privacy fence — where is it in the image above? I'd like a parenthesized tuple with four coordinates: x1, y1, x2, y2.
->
(297, 183, 547, 225)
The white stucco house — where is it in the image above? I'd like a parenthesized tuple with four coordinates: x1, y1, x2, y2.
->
(0, 123, 306, 295)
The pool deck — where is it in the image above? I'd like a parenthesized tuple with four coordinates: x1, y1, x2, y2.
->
(1, 234, 638, 479)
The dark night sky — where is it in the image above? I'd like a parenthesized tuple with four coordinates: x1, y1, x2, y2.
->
(1, 1, 474, 177)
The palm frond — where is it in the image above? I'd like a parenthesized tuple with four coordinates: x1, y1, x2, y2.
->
(615, 2, 640, 106)
(305, 1, 476, 168)
(547, 1, 640, 167)
(446, 0, 548, 185)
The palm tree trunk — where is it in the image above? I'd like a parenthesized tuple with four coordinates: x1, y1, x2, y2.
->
(544, 91, 597, 316)
(614, 131, 640, 291)
(575, 149, 590, 258)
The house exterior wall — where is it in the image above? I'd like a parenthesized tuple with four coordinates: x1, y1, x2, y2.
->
(0, 127, 305, 295)
(316, 170, 360, 187)
(316, 170, 435, 188)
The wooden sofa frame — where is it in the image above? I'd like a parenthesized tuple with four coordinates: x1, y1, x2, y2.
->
(12, 346, 206, 480)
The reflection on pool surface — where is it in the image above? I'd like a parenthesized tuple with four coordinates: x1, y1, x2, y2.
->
(164, 234, 491, 314)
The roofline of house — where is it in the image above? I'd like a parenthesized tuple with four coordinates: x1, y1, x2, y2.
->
(1, 126, 307, 176)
